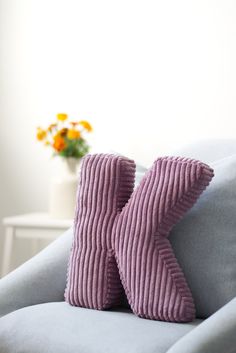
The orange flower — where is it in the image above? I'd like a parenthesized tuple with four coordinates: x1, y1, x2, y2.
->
(67, 129, 81, 140)
(36, 128, 47, 141)
(53, 136, 66, 152)
(57, 113, 68, 121)
(70, 121, 79, 127)
(78, 120, 92, 132)
(58, 127, 68, 136)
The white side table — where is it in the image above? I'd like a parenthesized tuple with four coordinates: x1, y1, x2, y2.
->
(2, 213, 73, 277)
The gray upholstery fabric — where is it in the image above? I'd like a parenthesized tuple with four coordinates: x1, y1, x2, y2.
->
(170, 154, 236, 318)
(168, 138, 236, 164)
(135, 163, 148, 186)
(167, 297, 236, 353)
(0, 228, 72, 318)
(0, 302, 200, 353)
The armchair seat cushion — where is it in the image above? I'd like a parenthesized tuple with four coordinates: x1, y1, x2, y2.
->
(0, 302, 201, 353)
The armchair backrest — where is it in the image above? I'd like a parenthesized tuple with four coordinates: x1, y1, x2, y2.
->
(171, 138, 236, 163)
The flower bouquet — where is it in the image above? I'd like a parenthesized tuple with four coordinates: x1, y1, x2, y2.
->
(37, 113, 92, 159)
(36, 113, 93, 219)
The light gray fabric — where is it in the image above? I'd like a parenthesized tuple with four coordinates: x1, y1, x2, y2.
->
(0, 228, 73, 318)
(167, 297, 236, 353)
(170, 154, 236, 318)
(170, 138, 236, 164)
(135, 163, 148, 186)
(0, 302, 200, 353)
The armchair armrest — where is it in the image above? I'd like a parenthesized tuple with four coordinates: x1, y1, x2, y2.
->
(0, 227, 73, 318)
(167, 297, 236, 353)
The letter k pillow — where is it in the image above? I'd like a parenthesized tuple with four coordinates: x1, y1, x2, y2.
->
(65, 154, 213, 322)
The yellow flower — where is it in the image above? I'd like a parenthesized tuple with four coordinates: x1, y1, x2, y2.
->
(53, 136, 66, 152)
(48, 123, 57, 132)
(57, 113, 68, 121)
(67, 129, 81, 140)
(36, 128, 47, 141)
(44, 140, 51, 146)
(78, 120, 92, 132)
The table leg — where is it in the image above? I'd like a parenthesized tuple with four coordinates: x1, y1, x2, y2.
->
(1, 227, 14, 277)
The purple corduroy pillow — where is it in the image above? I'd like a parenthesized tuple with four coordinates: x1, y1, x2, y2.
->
(65, 154, 214, 322)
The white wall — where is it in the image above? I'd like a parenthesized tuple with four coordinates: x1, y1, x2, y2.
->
(0, 0, 236, 272)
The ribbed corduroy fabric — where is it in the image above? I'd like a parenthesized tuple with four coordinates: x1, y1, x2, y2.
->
(65, 154, 214, 322)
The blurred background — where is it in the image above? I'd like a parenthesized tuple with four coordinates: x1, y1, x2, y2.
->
(0, 0, 236, 274)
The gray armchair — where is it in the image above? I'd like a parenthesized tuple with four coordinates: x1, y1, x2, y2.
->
(0, 139, 236, 353)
